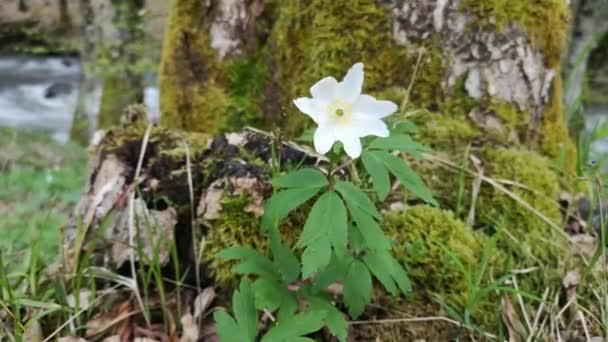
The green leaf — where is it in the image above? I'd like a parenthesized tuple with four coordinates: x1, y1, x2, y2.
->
(268, 229, 300, 283)
(261, 187, 322, 230)
(218, 247, 279, 280)
(262, 310, 327, 342)
(334, 181, 380, 219)
(297, 191, 348, 277)
(361, 151, 391, 201)
(392, 120, 419, 134)
(215, 312, 246, 342)
(301, 237, 331, 279)
(368, 134, 429, 158)
(390, 258, 412, 295)
(272, 168, 328, 189)
(312, 253, 349, 292)
(343, 260, 372, 318)
(371, 150, 437, 206)
(363, 251, 398, 296)
(234, 279, 258, 341)
(214, 279, 258, 342)
(252, 278, 295, 312)
(309, 296, 348, 342)
(350, 210, 391, 251)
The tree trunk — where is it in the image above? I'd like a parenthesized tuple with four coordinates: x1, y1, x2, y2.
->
(158, 0, 573, 160)
(564, 0, 608, 132)
(69, 0, 99, 145)
(96, 0, 146, 129)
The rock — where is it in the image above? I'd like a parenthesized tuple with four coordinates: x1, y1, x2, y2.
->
(44, 82, 73, 98)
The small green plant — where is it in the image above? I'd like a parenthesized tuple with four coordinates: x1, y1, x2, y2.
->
(214, 63, 436, 341)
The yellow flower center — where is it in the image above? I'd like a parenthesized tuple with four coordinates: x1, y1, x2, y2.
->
(327, 99, 353, 125)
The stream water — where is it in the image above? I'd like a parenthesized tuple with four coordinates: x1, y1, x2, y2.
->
(0, 55, 159, 143)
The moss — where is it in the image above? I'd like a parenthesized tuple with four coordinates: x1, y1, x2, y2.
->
(540, 75, 577, 172)
(202, 193, 304, 289)
(202, 195, 270, 288)
(97, 76, 144, 129)
(266, 0, 411, 136)
(158, 0, 231, 135)
(461, 0, 569, 65)
(385, 207, 489, 302)
(384, 206, 503, 330)
(222, 57, 269, 131)
(476, 148, 574, 290)
(415, 115, 481, 151)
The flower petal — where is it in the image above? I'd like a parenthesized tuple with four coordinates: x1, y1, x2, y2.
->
(351, 115, 390, 137)
(338, 133, 362, 159)
(293, 98, 327, 124)
(310, 76, 338, 102)
(353, 94, 398, 118)
(336, 63, 364, 102)
(314, 125, 335, 155)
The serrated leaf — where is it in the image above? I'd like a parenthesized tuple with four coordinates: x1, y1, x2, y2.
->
(277, 292, 298, 322)
(368, 134, 429, 158)
(268, 229, 300, 283)
(214, 279, 258, 342)
(362, 151, 391, 201)
(326, 196, 348, 257)
(262, 187, 322, 230)
(392, 120, 419, 134)
(371, 150, 437, 206)
(253, 278, 294, 312)
(233, 279, 258, 341)
(262, 310, 327, 342)
(312, 253, 349, 292)
(363, 251, 398, 296)
(350, 210, 391, 251)
(297, 191, 348, 277)
(390, 258, 412, 295)
(272, 168, 328, 189)
(214, 311, 246, 342)
(334, 181, 380, 219)
(309, 296, 348, 342)
(343, 260, 372, 318)
(218, 247, 279, 280)
(301, 237, 331, 279)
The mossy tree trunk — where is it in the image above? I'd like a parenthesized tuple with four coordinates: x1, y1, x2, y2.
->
(96, 0, 146, 129)
(69, 0, 97, 145)
(159, 0, 574, 160)
(564, 0, 608, 133)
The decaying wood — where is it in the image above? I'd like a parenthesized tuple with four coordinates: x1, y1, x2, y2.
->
(64, 125, 323, 274)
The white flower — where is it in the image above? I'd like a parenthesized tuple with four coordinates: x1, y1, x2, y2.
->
(293, 63, 398, 159)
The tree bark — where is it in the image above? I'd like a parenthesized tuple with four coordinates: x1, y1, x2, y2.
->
(158, 0, 574, 161)
(96, 0, 146, 129)
(564, 0, 608, 132)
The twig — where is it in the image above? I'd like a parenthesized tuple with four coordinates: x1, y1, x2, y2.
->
(128, 124, 153, 326)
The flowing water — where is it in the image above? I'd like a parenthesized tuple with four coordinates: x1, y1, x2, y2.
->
(0, 55, 160, 143)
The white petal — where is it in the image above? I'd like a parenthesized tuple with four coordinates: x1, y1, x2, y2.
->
(293, 98, 327, 124)
(352, 115, 389, 137)
(336, 63, 364, 102)
(310, 77, 338, 102)
(338, 133, 362, 159)
(353, 94, 398, 118)
(314, 125, 335, 155)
